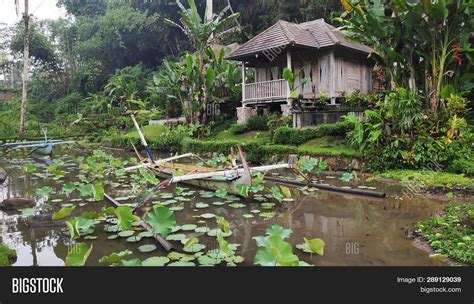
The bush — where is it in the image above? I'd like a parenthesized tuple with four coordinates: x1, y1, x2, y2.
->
(273, 121, 353, 145)
(228, 123, 249, 135)
(181, 138, 297, 163)
(246, 115, 269, 131)
(450, 158, 474, 176)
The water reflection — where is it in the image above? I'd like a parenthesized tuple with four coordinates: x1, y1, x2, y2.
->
(0, 148, 453, 266)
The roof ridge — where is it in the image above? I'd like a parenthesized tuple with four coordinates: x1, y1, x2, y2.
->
(227, 20, 290, 58)
(322, 22, 339, 44)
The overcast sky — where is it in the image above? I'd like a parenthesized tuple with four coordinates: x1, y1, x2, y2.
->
(0, 0, 66, 25)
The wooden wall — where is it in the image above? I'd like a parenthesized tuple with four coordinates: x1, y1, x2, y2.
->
(251, 47, 373, 99)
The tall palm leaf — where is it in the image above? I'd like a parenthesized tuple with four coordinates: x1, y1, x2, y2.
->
(165, 0, 240, 51)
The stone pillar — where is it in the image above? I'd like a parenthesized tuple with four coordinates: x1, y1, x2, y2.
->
(281, 104, 292, 116)
(237, 107, 257, 125)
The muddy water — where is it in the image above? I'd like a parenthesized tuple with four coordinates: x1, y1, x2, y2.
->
(0, 147, 453, 266)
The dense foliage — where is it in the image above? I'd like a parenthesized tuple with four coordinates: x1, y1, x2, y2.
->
(345, 89, 473, 171)
(417, 203, 474, 265)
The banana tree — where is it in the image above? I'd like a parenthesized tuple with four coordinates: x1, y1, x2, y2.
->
(162, 0, 241, 124)
(337, 0, 472, 115)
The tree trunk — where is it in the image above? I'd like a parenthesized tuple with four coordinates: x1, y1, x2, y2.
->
(19, 0, 29, 138)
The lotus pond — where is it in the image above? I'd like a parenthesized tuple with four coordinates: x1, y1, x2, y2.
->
(0, 146, 464, 266)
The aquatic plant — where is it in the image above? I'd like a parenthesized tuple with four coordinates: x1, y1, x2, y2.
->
(296, 238, 325, 256)
(65, 216, 97, 239)
(52, 206, 76, 220)
(99, 250, 133, 265)
(114, 205, 140, 231)
(145, 205, 176, 237)
(65, 243, 93, 266)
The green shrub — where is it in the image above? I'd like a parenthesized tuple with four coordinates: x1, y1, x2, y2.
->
(228, 123, 249, 135)
(247, 115, 269, 131)
(273, 121, 352, 145)
(181, 138, 297, 163)
(450, 158, 474, 176)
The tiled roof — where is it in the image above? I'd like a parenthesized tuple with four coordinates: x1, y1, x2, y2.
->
(227, 19, 372, 60)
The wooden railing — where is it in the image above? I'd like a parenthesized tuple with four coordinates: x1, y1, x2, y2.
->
(244, 79, 287, 101)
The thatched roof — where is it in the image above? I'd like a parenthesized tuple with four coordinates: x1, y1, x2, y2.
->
(227, 19, 372, 61)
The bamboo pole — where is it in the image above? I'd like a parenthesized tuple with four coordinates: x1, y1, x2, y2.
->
(121, 153, 194, 172)
(169, 163, 291, 183)
(104, 193, 174, 252)
(263, 176, 386, 198)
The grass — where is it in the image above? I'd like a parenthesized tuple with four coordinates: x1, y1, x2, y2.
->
(125, 125, 169, 139)
(0, 243, 16, 266)
(375, 170, 474, 191)
(416, 202, 473, 265)
(298, 136, 360, 158)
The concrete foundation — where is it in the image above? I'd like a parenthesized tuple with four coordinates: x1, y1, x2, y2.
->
(237, 107, 257, 124)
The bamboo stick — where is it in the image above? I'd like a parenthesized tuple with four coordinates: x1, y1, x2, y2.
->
(104, 193, 174, 252)
(263, 176, 386, 198)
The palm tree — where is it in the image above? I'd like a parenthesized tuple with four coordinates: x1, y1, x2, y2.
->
(165, 0, 239, 52)
(15, 0, 29, 137)
(165, 0, 240, 124)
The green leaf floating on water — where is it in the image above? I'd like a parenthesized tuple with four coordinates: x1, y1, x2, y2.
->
(66, 243, 93, 266)
(138, 244, 157, 253)
(24, 163, 37, 173)
(266, 224, 292, 239)
(77, 184, 94, 198)
(114, 205, 140, 231)
(280, 186, 292, 198)
(142, 256, 170, 267)
(216, 216, 231, 234)
(93, 183, 105, 201)
(270, 186, 284, 202)
(66, 216, 96, 239)
(235, 184, 249, 198)
(99, 250, 133, 265)
(214, 188, 228, 198)
(36, 186, 54, 198)
(145, 205, 176, 237)
(296, 237, 325, 256)
(254, 236, 299, 266)
(62, 182, 76, 195)
(250, 184, 264, 193)
(52, 206, 76, 220)
(139, 168, 160, 185)
(118, 258, 143, 266)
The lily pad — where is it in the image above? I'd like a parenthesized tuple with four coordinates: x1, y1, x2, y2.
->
(138, 231, 154, 238)
(259, 212, 276, 219)
(194, 227, 210, 233)
(107, 234, 118, 240)
(200, 213, 216, 219)
(207, 228, 232, 237)
(212, 201, 225, 206)
(118, 230, 135, 238)
(138, 244, 157, 253)
(104, 225, 119, 233)
(181, 224, 197, 231)
(229, 203, 246, 209)
(243, 214, 254, 219)
(165, 234, 187, 241)
(183, 243, 206, 253)
(195, 202, 209, 209)
(169, 206, 184, 212)
(198, 255, 221, 266)
(142, 256, 170, 267)
(126, 235, 142, 243)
